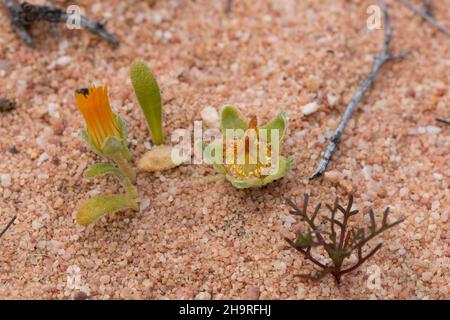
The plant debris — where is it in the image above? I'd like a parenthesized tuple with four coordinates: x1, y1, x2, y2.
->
(435, 118, 450, 126)
(0, 98, 17, 112)
(0, 216, 16, 238)
(396, 0, 450, 37)
(3, 0, 119, 46)
(285, 194, 404, 284)
(309, 0, 410, 180)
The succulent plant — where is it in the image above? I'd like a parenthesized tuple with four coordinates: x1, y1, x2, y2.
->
(75, 86, 138, 226)
(201, 106, 294, 188)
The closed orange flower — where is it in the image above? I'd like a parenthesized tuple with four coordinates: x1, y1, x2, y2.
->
(75, 86, 121, 150)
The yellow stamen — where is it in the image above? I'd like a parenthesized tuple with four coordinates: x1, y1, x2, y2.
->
(75, 86, 121, 150)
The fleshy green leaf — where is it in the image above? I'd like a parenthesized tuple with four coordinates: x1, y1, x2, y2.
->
(130, 60, 164, 145)
(84, 163, 126, 180)
(101, 136, 124, 157)
(260, 111, 287, 144)
(76, 194, 139, 226)
(227, 176, 263, 189)
(262, 155, 294, 185)
(220, 106, 248, 131)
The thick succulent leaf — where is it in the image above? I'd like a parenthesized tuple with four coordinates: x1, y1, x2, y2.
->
(84, 163, 126, 180)
(262, 155, 294, 185)
(220, 106, 248, 131)
(227, 176, 263, 189)
(260, 111, 287, 144)
(130, 60, 164, 145)
(76, 194, 139, 226)
(101, 136, 124, 157)
(81, 129, 104, 157)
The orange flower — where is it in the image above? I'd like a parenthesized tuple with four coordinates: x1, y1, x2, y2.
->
(75, 86, 121, 150)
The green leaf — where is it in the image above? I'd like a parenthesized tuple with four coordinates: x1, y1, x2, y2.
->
(76, 194, 139, 226)
(84, 163, 126, 180)
(130, 60, 164, 145)
(198, 141, 227, 175)
(262, 155, 294, 185)
(101, 136, 124, 157)
(220, 106, 248, 131)
(227, 176, 263, 189)
(260, 111, 287, 144)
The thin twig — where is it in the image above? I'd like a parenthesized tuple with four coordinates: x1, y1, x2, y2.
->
(309, 0, 410, 180)
(0, 216, 16, 238)
(423, 0, 433, 16)
(436, 118, 450, 125)
(2, 0, 119, 46)
(225, 0, 233, 14)
(396, 0, 450, 37)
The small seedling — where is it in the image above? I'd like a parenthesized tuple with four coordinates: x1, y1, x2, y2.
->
(74, 86, 138, 226)
(130, 60, 182, 172)
(285, 194, 404, 284)
(201, 106, 294, 188)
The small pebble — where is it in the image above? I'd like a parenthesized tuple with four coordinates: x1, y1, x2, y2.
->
(301, 101, 320, 115)
(201, 106, 219, 128)
(1, 173, 11, 187)
(195, 292, 212, 300)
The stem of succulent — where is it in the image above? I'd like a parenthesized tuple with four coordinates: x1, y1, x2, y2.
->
(112, 153, 136, 184)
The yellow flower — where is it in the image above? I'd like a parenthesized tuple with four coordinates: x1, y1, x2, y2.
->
(222, 116, 273, 179)
(75, 86, 121, 150)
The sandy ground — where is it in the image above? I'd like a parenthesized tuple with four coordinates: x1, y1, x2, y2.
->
(0, 0, 448, 299)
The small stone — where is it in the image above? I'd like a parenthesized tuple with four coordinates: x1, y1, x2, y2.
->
(201, 106, 219, 128)
(301, 101, 320, 115)
(47, 103, 60, 119)
(1, 173, 11, 187)
(244, 286, 260, 300)
(140, 197, 151, 211)
(195, 292, 212, 300)
(138, 145, 184, 172)
(55, 56, 72, 66)
(32, 220, 42, 230)
(219, 249, 231, 258)
(324, 170, 342, 183)
(305, 76, 320, 92)
(99, 275, 111, 284)
(327, 93, 339, 108)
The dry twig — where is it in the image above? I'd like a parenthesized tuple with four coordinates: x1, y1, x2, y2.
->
(0, 216, 16, 238)
(285, 194, 404, 284)
(436, 118, 450, 126)
(309, 0, 410, 180)
(2, 0, 119, 46)
(396, 0, 450, 37)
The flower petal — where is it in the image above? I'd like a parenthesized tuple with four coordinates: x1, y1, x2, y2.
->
(220, 106, 248, 131)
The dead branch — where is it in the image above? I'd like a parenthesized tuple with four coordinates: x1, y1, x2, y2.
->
(309, 0, 410, 180)
(396, 0, 450, 37)
(2, 0, 119, 46)
(0, 216, 16, 238)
